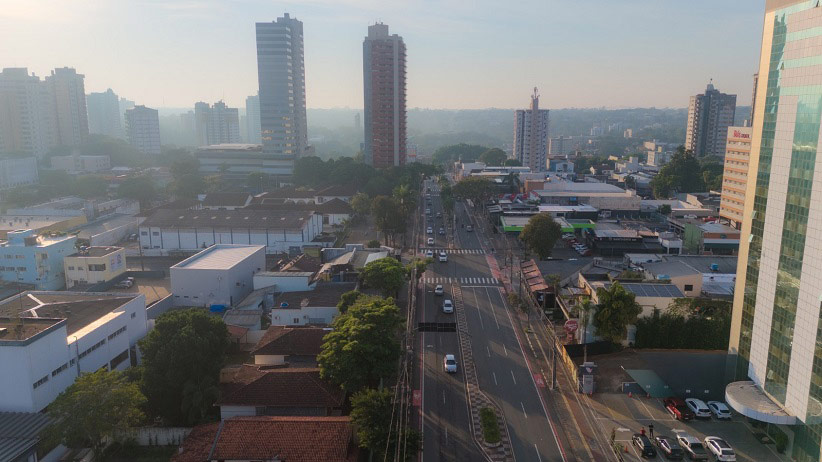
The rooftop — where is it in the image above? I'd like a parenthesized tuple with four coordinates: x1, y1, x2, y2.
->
(0, 411, 53, 461)
(222, 309, 263, 329)
(217, 366, 345, 409)
(74, 214, 141, 241)
(173, 416, 356, 462)
(0, 215, 80, 232)
(604, 282, 684, 298)
(172, 244, 264, 270)
(725, 381, 796, 425)
(0, 291, 140, 338)
(252, 326, 331, 356)
(141, 209, 314, 230)
(641, 260, 701, 278)
(273, 282, 357, 309)
(196, 143, 262, 152)
(201, 192, 252, 208)
(247, 198, 354, 214)
(667, 255, 737, 274)
(69, 246, 122, 258)
(699, 222, 740, 234)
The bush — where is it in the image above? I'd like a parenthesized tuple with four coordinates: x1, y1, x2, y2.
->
(480, 408, 501, 444)
(634, 310, 730, 350)
(366, 239, 381, 248)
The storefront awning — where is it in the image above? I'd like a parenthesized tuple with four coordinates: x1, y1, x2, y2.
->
(725, 381, 797, 425)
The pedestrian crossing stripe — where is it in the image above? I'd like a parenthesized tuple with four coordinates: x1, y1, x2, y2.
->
(419, 248, 485, 254)
(423, 277, 499, 285)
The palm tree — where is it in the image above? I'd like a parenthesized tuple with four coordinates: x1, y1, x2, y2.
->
(577, 298, 596, 363)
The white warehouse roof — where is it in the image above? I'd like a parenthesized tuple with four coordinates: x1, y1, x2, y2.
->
(172, 244, 264, 270)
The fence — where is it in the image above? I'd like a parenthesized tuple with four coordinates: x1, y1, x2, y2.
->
(120, 427, 192, 446)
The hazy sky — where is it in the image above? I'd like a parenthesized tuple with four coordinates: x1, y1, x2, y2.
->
(0, 0, 765, 110)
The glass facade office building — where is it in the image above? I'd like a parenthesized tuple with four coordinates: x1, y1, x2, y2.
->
(728, 2, 822, 460)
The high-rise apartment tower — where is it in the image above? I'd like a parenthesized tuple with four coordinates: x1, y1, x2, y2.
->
(685, 82, 736, 157)
(514, 88, 549, 172)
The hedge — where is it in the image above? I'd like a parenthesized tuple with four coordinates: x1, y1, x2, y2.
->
(479, 407, 501, 444)
(634, 311, 730, 350)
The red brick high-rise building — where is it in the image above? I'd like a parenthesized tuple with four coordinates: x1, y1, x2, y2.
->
(363, 23, 406, 168)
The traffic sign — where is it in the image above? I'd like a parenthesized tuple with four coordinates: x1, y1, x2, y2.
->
(564, 319, 579, 332)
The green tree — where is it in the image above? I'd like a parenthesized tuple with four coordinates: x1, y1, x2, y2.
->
(478, 148, 508, 166)
(46, 369, 145, 451)
(337, 290, 363, 314)
(247, 172, 269, 192)
(293, 156, 330, 186)
(169, 154, 200, 180)
(318, 296, 403, 391)
(592, 282, 642, 344)
(504, 158, 522, 167)
(172, 173, 206, 199)
(118, 175, 157, 206)
(432, 143, 488, 165)
(392, 184, 416, 217)
(371, 196, 406, 246)
(519, 213, 562, 260)
(452, 176, 495, 205)
(406, 257, 433, 286)
(361, 257, 406, 297)
(74, 175, 109, 198)
(138, 308, 229, 425)
(350, 388, 422, 461)
(351, 192, 372, 217)
(657, 204, 672, 215)
(650, 147, 705, 198)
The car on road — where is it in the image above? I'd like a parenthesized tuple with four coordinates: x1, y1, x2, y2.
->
(434, 284, 444, 296)
(675, 434, 708, 461)
(707, 401, 732, 420)
(427, 237, 435, 246)
(427, 226, 433, 234)
(654, 435, 684, 460)
(664, 397, 695, 421)
(425, 208, 431, 215)
(436, 212, 442, 218)
(443, 354, 457, 373)
(466, 225, 473, 232)
(114, 277, 135, 289)
(438, 227, 445, 235)
(425, 250, 434, 258)
(442, 299, 453, 313)
(632, 434, 657, 458)
(439, 251, 447, 262)
(685, 398, 712, 419)
(704, 436, 736, 461)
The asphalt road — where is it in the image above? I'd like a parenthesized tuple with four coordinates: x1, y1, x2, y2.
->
(417, 178, 566, 462)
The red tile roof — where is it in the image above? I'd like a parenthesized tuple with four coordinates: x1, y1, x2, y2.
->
(173, 416, 357, 462)
(252, 326, 329, 356)
(217, 366, 345, 409)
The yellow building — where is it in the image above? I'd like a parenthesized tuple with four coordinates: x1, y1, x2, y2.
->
(719, 126, 752, 229)
(63, 246, 126, 288)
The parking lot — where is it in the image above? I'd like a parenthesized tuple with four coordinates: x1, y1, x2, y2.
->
(106, 277, 170, 305)
(583, 391, 789, 461)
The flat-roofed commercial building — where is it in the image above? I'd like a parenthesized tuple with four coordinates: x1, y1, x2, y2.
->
(170, 244, 266, 307)
(719, 126, 752, 229)
(0, 291, 147, 412)
(0, 229, 77, 290)
(138, 209, 322, 256)
(63, 246, 126, 288)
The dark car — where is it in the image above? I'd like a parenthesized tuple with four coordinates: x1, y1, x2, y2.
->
(664, 397, 695, 421)
(676, 434, 709, 461)
(632, 434, 657, 458)
(655, 435, 684, 460)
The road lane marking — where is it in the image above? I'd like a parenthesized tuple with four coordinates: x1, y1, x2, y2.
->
(534, 444, 543, 462)
(493, 372, 498, 386)
(511, 370, 517, 385)
(443, 390, 446, 404)
(521, 401, 528, 418)
(504, 344, 507, 356)
(486, 345, 490, 357)
(485, 286, 500, 329)
(471, 288, 484, 330)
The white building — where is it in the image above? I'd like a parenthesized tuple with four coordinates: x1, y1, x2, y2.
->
(50, 154, 111, 173)
(125, 105, 161, 156)
(171, 244, 266, 308)
(139, 209, 322, 256)
(194, 101, 241, 146)
(0, 291, 147, 412)
(514, 88, 549, 172)
(0, 68, 55, 158)
(0, 157, 38, 190)
(45, 67, 89, 148)
(86, 88, 123, 139)
(245, 94, 261, 144)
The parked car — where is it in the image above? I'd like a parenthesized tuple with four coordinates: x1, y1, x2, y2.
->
(707, 401, 732, 420)
(426, 208, 431, 215)
(675, 434, 708, 461)
(427, 237, 435, 246)
(664, 397, 695, 421)
(427, 226, 433, 234)
(434, 285, 444, 296)
(632, 434, 657, 458)
(439, 251, 448, 262)
(439, 227, 446, 235)
(425, 250, 434, 258)
(442, 299, 454, 313)
(443, 354, 457, 373)
(655, 435, 684, 460)
(466, 225, 473, 232)
(685, 398, 712, 419)
(436, 212, 442, 218)
(704, 437, 736, 462)
(114, 277, 134, 289)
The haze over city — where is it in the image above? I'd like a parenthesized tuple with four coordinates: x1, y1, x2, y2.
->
(1, 0, 764, 109)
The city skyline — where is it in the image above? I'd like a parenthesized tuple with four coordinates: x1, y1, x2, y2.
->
(1, 0, 764, 110)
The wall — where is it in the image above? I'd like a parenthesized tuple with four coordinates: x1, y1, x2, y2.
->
(171, 248, 265, 307)
(220, 405, 255, 420)
(146, 294, 174, 319)
(64, 248, 127, 288)
(87, 219, 140, 247)
(269, 306, 339, 326)
(121, 427, 192, 446)
(253, 274, 313, 292)
(0, 236, 77, 290)
(254, 354, 286, 366)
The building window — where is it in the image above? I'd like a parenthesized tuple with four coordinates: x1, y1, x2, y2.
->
(131, 312, 136, 319)
(52, 363, 69, 377)
(108, 325, 127, 340)
(68, 266, 75, 270)
(88, 264, 106, 271)
(110, 349, 129, 369)
(152, 232, 159, 236)
(684, 284, 694, 292)
(33, 375, 49, 389)
(140, 231, 148, 236)
(293, 318, 299, 324)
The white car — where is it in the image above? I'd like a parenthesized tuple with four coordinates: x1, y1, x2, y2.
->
(425, 208, 431, 215)
(465, 225, 473, 232)
(434, 284, 444, 296)
(425, 250, 434, 258)
(686, 398, 712, 419)
(439, 251, 447, 262)
(707, 401, 732, 420)
(704, 436, 736, 462)
(427, 237, 435, 246)
(442, 299, 453, 313)
(443, 354, 457, 373)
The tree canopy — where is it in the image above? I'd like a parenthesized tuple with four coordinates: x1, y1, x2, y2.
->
(47, 369, 145, 450)
(592, 282, 642, 344)
(117, 175, 158, 206)
(504, 158, 522, 167)
(337, 290, 363, 314)
(432, 143, 488, 165)
(650, 146, 706, 198)
(478, 148, 508, 166)
(350, 387, 422, 461)
(361, 257, 406, 297)
(519, 213, 562, 260)
(137, 308, 229, 425)
(452, 177, 496, 205)
(371, 196, 407, 246)
(318, 296, 404, 391)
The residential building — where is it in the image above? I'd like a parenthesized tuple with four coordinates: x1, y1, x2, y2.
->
(173, 416, 358, 462)
(0, 230, 76, 290)
(256, 13, 308, 175)
(0, 290, 148, 412)
(0, 157, 38, 190)
(118, 97, 134, 129)
(194, 101, 241, 146)
(63, 246, 126, 289)
(644, 140, 677, 166)
(727, 2, 822, 459)
(170, 244, 266, 307)
(685, 82, 736, 157)
(45, 67, 88, 148)
(50, 154, 110, 173)
(251, 325, 328, 366)
(719, 126, 752, 229)
(363, 23, 407, 168)
(547, 155, 574, 173)
(0, 68, 55, 158)
(267, 282, 356, 326)
(245, 94, 261, 144)
(668, 218, 740, 255)
(125, 105, 161, 156)
(86, 88, 123, 138)
(514, 88, 549, 172)
(548, 136, 573, 156)
(579, 273, 684, 318)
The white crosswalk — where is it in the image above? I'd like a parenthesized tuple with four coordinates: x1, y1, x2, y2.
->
(423, 277, 500, 285)
(419, 248, 485, 254)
